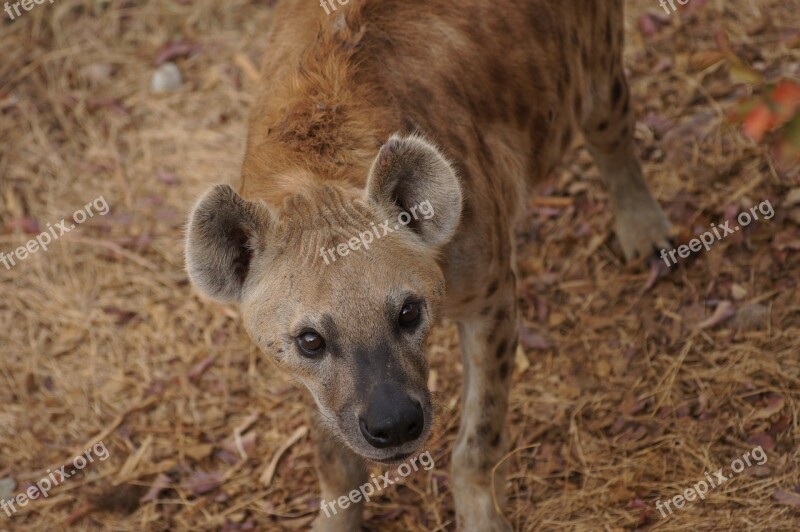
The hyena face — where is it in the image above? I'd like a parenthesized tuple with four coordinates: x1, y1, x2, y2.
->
(185, 135, 462, 462)
(240, 212, 444, 463)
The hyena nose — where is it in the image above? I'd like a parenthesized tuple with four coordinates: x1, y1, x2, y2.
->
(359, 392, 424, 449)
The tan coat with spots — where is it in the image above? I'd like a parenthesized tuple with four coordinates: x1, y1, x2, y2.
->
(185, 1, 671, 530)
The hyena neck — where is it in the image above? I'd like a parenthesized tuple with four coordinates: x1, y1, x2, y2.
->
(238, 17, 399, 207)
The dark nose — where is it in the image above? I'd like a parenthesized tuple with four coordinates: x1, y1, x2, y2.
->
(359, 388, 424, 449)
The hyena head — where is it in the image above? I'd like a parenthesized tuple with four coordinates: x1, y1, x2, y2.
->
(185, 135, 462, 462)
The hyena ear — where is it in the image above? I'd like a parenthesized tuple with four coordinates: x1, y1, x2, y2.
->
(185, 184, 271, 303)
(365, 134, 462, 247)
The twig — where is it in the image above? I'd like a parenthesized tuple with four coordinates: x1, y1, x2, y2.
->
(259, 426, 308, 487)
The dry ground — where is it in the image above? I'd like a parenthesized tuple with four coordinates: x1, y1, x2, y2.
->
(1, 0, 799, 530)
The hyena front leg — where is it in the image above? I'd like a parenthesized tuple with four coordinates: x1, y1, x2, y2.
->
(452, 272, 518, 532)
(307, 405, 368, 532)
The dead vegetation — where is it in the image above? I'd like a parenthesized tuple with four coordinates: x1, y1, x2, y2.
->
(0, 0, 799, 530)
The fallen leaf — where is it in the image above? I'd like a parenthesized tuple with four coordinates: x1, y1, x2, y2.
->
(731, 303, 769, 331)
(188, 356, 216, 382)
(689, 51, 726, 71)
(641, 258, 669, 293)
(651, 57, 674, 75)
(4, 217, 40, 234)
(773, 228, 800, 251)
(772, 80, 800, 121)
(515, 344, 530, 374)
(753, 394, 785, 420)
(185, 471, 224, 496)
(774, 489, 800, 506)
(697, 301, 735, 330)
(156, 170, 180, 186)
(641, 112, 674, 135)
(742, 103, 777, 142)
(746, 433, 775, 451)
(595, 359, 612, 378)
(519, 326, 550, 350)
(221, 431, 257, 458)
(154, 40, 198, 66)
(608, 483, 635, 503)
(79, 63, 114, 86)
(535, 296, 549, 323)
(715, 29, 735, 57)
(769, 415, 791, 437)
(784, 188, 800, 208)
(185, 444, 214, 461)
(102, 306, 139, 326)
(637, 13, 658, 38)
(213, 449, 241, 466)
(746, 15, 771, 36)
(729, 61, 764, 85)
(139, 473, 172, 504)
(731, 283, 748, 300)
(620, 394, 647, 416)
(744, 465, 772, 478)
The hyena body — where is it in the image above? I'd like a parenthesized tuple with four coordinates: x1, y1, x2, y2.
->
(185, 1, 670, 530)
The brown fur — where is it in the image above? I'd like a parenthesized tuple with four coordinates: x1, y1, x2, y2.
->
(185, 1, 671, 530)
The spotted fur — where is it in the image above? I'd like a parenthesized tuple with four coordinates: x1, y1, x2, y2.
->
(185, 1, 671, 531)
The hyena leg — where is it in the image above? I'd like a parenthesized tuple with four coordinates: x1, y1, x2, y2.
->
(581, 32, 671, 261)
(307, 405, 368, 532)
(452, 275, 517, 532)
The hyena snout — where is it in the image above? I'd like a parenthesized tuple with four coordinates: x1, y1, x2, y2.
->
(359, 384, 425, 449)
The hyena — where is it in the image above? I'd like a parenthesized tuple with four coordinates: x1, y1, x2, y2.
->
(185, 1, 671, 530)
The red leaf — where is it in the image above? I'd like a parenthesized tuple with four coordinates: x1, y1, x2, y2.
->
(772, 80, 800, 113)
(742, 103, 777, 142)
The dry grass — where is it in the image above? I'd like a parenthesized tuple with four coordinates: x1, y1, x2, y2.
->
(1, 0, 799, 530)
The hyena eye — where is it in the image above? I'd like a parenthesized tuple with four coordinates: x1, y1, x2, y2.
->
(297, 331, 325, 356)
(399, 302, 421, 328)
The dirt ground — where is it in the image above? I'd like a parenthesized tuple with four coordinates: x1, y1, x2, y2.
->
(1, 0, 799, 530)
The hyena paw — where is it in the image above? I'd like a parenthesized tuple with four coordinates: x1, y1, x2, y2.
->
(614, 196, 672, 262)
(458, 509, 512, 532)
(311, 513, 361, 532)
(455, 492, 512, 532)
